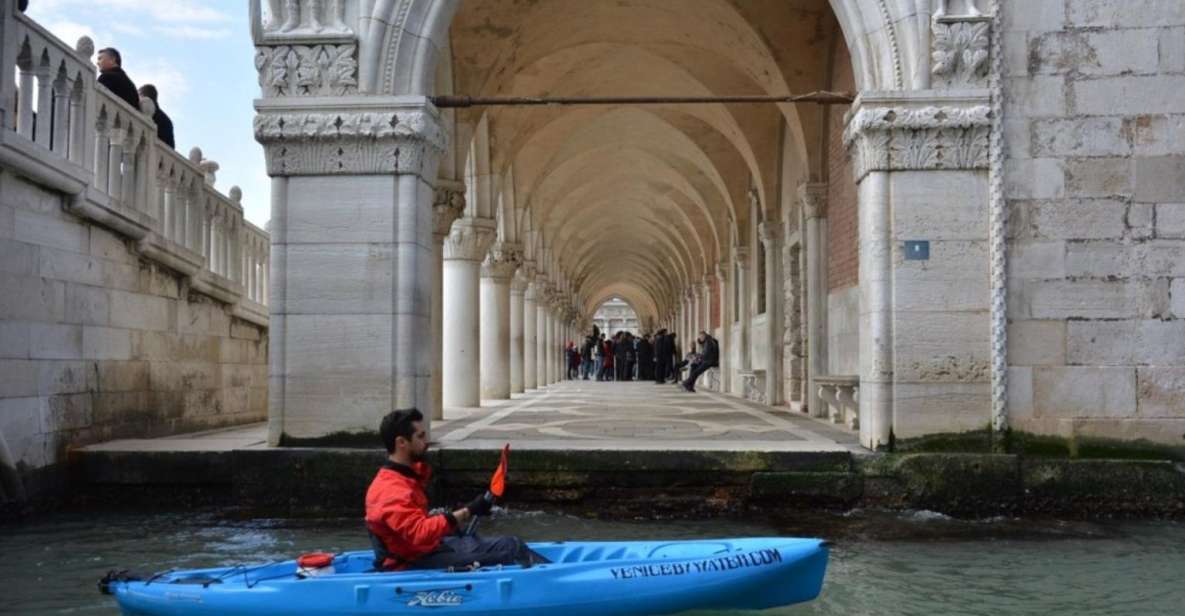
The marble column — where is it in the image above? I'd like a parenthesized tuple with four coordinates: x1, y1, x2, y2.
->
(545, 306, 556, 385)
(523, 272, 538, 390)
(760, 221, 784, 406)
(430, 181, 465, 420)
(442, 217, 496, 408)
(735, 247, 752, 376)
(479, 242, 521, 400)
(256, 97, 445, 444)
(510, 273, 527, 394)
(535, 280, 549, 387)
(800, 183, 829, 417)
(715, 262, 730, 393)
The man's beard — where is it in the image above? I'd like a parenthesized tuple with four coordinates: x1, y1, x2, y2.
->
(410, 448, 427, 462)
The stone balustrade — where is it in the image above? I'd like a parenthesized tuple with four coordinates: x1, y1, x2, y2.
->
(0, 10, 268, 325)
(816, 375, 859, 430)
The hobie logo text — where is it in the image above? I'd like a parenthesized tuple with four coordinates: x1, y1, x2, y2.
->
(407, 590, 464, 607)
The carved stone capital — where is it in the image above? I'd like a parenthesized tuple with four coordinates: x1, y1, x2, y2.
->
(758, 221, 781, 247)
(798, 182, 829, 220)
(843, 95, 991, 181)
(442, 217, 496, 262)
(511, 273, 529, 294)
(735, 246, 750, 270)
(432, 180, 466, 240)
(482, 242, 523, 281)
(253, 101, 445, 176)
(252, 0, 355, 43)
(254, 44, 359, 97)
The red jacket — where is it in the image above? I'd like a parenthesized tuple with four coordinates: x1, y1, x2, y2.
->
(365, 461, 455, 569)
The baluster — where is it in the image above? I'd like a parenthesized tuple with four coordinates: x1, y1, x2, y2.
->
(34, 65, 52, 148)
(16, 64, 35, 139)
(162, 176, 175, 242)
(68, 83, 85, 164)
(121, 136, 139, 210)
(51, 74, 69, 153)
(106, 125, 125, 200)
(92, 113, 110, 190)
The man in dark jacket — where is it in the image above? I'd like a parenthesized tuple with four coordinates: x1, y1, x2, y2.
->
(96, 48, 140, 110)
(138, 85, 175, 148)
(682, 331, 720, 393)
(636, 334, 654, 381)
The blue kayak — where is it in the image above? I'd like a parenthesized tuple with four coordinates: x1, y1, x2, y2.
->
(102, 537, 828, 615)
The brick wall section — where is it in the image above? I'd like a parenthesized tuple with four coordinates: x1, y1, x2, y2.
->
(827, 39, 858, 291)
(0, 171, 268, 480)
(1002, 0, 1185, 444)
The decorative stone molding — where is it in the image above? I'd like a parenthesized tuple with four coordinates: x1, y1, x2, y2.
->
(442, 217, 496, 262)
(482, 242, 523, 281)
(798, 182, 828, 220)
(253, 0, 354, 41)
(931, 7, 991, 89)
(843, 98, 991, 181)
(254, 44, 358, 97)
(734, 246, 750, 270)
(432, 180, 465, 240)
(511, 274, 529, 295)
(253, 104, 445, 176)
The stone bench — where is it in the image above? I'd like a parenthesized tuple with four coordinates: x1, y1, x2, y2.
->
(816, 375, 859, 430)
(739, 370, 767, 405)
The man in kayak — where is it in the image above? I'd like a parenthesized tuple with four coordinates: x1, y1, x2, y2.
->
(365, 408, 537, 570)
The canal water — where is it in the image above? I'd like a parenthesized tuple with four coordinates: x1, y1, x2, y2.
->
(1, 508, 1182, 615)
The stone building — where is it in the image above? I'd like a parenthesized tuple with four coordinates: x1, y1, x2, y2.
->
(593, 298, 642, 337)
(3, 0, 1185, 498)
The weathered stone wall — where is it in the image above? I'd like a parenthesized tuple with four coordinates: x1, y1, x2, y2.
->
(0, 171, 268, 496)
(1003, 0, 1185, 445)
(827, 287, 859, 376)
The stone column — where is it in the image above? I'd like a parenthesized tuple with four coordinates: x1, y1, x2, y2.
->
(715, 262, 730, 393)
(801, 183, 829, 417)
(735, 247, 752, 375)
(535, 280, 549, 387)
(523, 272, 538, 390)
(510, 273, 527, 394)
(479, 242, 521, 400)
(760, 221, 784, 406)
(256, 97, 445, 444)
(442, 217, 496, 407)
(430, 181, 465, 420)
(545, 304, 556, 385)
(845, 90, 993, 449)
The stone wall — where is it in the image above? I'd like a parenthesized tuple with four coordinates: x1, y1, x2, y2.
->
(827, 34, 858, 292)
(0, 171, 267, 498)
(827, 286, 859, 376)
(1003, 0, 1185, 446)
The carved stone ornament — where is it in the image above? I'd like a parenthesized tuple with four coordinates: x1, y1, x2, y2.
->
(758, 221, 781, 246)
(482, 242, 523, 281)
(843, 103, 991, 181)
(442, 217, 496, 262)
(257, 0, 353, 40)
(798, 183, 828, 220)
(432, 181, 466, 239)
(253, 108, 445, 176)
(254, 44, 358, 97)
(931, 19, 991, 88)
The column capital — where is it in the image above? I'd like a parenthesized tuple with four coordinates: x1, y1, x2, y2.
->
(715, 261, 728, 282)
(482, 242, 523, 281)
(843, 92, 991, 182)
(511, 273, 529, 294)
(798, 182, 829, 220)
(432, 180, 466, 240)
(758, 220, 782, 247)
(443, 217, 496, 262)
(254, 98, 446, 177)
(734, 245, 750, 269)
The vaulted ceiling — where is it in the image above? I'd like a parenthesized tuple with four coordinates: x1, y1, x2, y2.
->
(444, 0, 842, 324)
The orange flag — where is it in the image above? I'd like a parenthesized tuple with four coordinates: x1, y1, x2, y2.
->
(489, 444, 509, 498)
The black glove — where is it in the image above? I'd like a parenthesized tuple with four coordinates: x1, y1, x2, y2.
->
(466, 492, 494, 517)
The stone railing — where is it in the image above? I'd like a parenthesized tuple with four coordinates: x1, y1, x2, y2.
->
(816, 375, 859, 430)
(0, 6, 268, 326)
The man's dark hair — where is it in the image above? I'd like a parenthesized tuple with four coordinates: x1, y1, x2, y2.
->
(98, 47, 122, 66)
(380, 408, 423, 453)
(138, 84, 158, 101)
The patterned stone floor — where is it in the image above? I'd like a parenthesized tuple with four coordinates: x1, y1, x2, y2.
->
(433, 380, 862, 452)
(81, 380, 862, 453)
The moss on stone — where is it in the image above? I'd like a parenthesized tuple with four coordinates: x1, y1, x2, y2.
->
(279, 430, 382, 449)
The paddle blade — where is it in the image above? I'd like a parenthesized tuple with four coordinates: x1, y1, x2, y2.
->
(489, 444, 509, 497)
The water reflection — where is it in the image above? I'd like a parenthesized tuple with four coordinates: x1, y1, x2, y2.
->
(1, 508, 1182, 615)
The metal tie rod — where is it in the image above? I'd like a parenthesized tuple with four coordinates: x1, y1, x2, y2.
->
(431, 91, 854, 108)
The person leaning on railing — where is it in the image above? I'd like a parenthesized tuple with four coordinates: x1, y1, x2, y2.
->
(95, 47, 140, 110)
(138, 84, 175, 149)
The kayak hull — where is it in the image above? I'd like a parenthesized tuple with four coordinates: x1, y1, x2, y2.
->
(109, 537, 828, 616)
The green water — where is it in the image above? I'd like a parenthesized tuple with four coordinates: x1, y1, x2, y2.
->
(1, 508, 1182, 615)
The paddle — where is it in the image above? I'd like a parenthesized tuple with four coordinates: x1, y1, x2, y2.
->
(464, 443, 509, 536)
